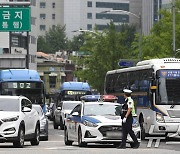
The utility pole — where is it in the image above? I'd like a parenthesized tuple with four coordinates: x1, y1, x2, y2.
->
(172, 0, 176, 57)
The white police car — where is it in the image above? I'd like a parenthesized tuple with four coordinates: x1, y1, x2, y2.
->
(64, 95, 141, 147)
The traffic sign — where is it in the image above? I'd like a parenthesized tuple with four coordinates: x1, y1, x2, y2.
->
(118, 60, 134, 67)
(0, 7, 31, 31)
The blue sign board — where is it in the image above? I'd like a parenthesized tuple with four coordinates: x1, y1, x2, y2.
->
(118, 60, 134, 67)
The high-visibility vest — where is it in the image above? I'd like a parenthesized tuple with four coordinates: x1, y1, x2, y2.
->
(127, 97, 136, 116)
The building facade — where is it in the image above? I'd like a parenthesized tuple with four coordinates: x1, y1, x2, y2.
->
(0, 0, 38, 70)
(64, 0, 142, 39)
(37, 0, 64, 36)
(37, 0, 164, 38)
(142, 0, 162, 35)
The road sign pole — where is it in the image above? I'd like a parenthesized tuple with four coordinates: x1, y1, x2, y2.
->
(26, 31, 29, 69)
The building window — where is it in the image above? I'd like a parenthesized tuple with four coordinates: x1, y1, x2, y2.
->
(87, 1, 92, 7)
(87, 24, 92, 30)
(52, 2, 55, 8)
(40, 14, 46, 19)
(40, 25, 46, 31)
(87, 13, 92, 19)
(96, 13, 129, 23)
(31, 0, 36, 6)
(52, 25, 56, 29)
(31, 17, 36, 25)
(30, 55, 36, 63)
(49, 76, 56, 88)
(96, 2, 129, 11)
(52, 14, 55, 19)
(31, 36, 36, 44)
(40, 2, 46, 8)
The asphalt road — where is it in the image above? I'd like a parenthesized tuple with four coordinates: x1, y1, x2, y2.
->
(0, 121, 180, 154)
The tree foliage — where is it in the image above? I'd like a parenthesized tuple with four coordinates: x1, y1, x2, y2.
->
(37, 25, 69, 53)
(75, 22, 136, 93)
(132, 0, 180, 59)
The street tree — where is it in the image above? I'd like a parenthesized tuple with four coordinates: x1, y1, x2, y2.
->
(37, 25, 69, 53)
(75, 22, 136, 93)
(131, 0, 180, 59)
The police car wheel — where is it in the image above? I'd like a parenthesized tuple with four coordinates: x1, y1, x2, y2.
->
(64, 128, 73, 145)
(140, 120, 146, 140)
(60, 117, 64, 130)
(53, 119, 58, 129)
(130, 142, 134, 148)
(78, 128, 87, 147)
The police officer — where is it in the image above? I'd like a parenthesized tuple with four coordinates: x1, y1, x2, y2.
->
(117, 89, 140, 149)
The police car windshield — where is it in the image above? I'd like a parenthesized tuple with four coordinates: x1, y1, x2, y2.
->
(83, 104, 122, 116)
(63, 102, 80, 110)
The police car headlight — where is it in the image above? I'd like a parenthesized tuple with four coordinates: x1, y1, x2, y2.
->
(83, 120, 98, 127)
(2, 116, 19, 122)
(156, 112, 165, 123)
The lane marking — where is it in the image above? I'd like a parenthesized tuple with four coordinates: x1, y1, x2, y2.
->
(166, 142, 180, 145)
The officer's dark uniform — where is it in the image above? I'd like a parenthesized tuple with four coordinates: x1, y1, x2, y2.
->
(119, 97, 139, 148)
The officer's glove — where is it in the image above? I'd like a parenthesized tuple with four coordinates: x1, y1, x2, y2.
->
(122, 117, 126, 123)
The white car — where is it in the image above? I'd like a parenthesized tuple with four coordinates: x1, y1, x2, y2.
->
(54, 101, 81, 130)
(64, 100, 141, 147)
(0, 96, 40, 147)
(32, 104, 48, 141)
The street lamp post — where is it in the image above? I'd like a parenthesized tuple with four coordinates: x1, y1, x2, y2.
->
(101, 9, 142, 60)
(172, 0, 176, 57)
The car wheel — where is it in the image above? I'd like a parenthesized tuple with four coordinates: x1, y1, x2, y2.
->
(64, 128, 73, 145)
(130, 142, 134, 148)
(140, 118, 146, 140)
(40, 135, 48, 141)
(113, 142, 120, 147)
(78, 128, 87, 147)
(60, 117, 64, 130)
(13, 126, 25, 148)
(31, 125, 40, 146)
(53, 119, 58, 129)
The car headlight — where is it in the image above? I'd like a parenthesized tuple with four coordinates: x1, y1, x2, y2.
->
(83, 120, 98, 127)
(156, 112, 165, 123)
(2, 116, 19, 122)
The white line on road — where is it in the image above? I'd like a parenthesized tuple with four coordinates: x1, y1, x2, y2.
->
(166, 142, 180, 145)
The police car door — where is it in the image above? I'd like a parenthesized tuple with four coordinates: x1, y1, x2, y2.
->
(68, 104, 81, 140)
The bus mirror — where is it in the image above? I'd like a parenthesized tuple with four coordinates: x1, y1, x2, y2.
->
(151, 86, 157, 90)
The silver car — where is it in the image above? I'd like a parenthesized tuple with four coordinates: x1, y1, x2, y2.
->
(53, 101, 81, 130)
(32, 104, 48, 141)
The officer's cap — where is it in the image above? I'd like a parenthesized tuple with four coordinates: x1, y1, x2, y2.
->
(123, 89, 132, 93)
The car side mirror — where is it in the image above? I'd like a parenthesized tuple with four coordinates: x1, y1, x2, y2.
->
(57, 107, 62, 110)
(22, 107, 31, 112)
(72, 112, 79, 116)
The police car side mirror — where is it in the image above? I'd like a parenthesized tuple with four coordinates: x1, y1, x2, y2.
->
(57, 107, 62, 110)
(72, 112, 79, 116)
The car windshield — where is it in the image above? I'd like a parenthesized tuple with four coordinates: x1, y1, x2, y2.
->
(63, 102, 80, 110)
(83, 103, 122, 116)
(0, 98, 19, 111)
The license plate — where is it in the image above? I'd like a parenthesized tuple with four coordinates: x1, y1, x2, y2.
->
(106, 132, 122, 138)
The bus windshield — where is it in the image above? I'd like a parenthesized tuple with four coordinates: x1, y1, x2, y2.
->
(62, 90, 92, 101)
(0, 81, 45, 105)
(157, 70, 180, 105)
